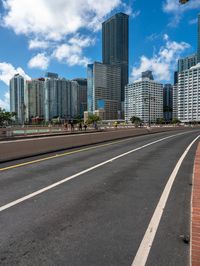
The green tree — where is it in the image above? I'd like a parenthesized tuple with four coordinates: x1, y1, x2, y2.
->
(172, 118, 181, 124)
(0, 108, 16, 126)
(87, 114, 101, 124)
(130, 116, 142, 127)
(156, 118, 165, 124)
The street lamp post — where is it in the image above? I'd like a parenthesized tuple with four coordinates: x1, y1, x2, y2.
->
(143, 92, 155, 128)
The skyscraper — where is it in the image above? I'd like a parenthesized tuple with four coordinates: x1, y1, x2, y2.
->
(163, 84, 173, 122)
(142, 70, 154, 80)
(25, 78, 45, 122)
(197, 13, 200, 63)
(87, 62, 121, 120)
(44, 74, 79, 121)
(10, 74, 25, 124)
(178, 54, 197, 72)
(72, 78, 87, 118)
(102, 12, 129, 103)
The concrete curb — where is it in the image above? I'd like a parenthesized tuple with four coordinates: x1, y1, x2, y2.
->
(191, 142, 200, 266)
(0, 127, 186, 163)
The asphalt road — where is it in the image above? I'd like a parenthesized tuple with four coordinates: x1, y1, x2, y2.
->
(0, 129, 199, 266)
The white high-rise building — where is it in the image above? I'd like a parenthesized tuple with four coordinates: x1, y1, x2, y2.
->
(10, 74, 25, 124)
(44, 74, 79, 121)
(178, 64, 200, 122)
(25, 78, 45, 122)
(172, 84, 178, 119)
(125, 75, 163, 123)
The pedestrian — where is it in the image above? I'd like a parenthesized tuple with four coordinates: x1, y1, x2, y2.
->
(70, 120, 74, 132)
(94, 122, 98, 130)
(83, 123, 87, 131)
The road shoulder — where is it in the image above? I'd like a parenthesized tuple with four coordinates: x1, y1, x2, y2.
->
(191, 141, 200, 266)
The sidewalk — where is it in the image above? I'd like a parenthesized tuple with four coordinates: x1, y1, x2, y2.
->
(191, 141, 200, 266)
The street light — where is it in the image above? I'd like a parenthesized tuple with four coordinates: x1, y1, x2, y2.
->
(143, 93, 155, 128)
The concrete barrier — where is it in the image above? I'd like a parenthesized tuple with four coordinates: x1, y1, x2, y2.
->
(0, 127, 187, 162)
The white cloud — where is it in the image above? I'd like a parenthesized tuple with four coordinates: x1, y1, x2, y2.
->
(29, 39, 49, 50)
(69, 34, 96, 48)
(131, 35, 190, 82)
(0, 62, 30, 110)
(0, 92, 10, 110)
(0, 62, 30, 86)
(163, 0, 200, 26)
(28, 53, 50, 70)
(132, 10, 141, 18)
(53, 42, 91, 67)
(2, 0, 126, 69)
(2, 0, 122, 41)
(189, 18, 198, 25)
(146, 33, 162, 42)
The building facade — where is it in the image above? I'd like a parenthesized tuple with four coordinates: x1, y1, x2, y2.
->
(102, 12, 129, 103)
(173, 84, 178, 119)
(178, 64, 200, 123)
(178, 54, 197, 72)
(25, 78, 45, 122)
(197, 14, 200, 63)
(44, 75, 79, 121)
(142, 70, 154, 80)
(163, 84, 173, 122)
(87, 62, 121, 120)
(125, 77, 163, 124)
(10, 74, 25, 124)
(72, 78, 87, 118)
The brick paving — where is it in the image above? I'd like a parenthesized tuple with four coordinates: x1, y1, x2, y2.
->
(191, 142, 200, 266)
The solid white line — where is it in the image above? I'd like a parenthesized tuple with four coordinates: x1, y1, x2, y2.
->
(131, 134, 200, 266)
(0, 132, 189, 212)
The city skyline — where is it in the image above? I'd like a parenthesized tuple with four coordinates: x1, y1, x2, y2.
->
(0, 0, 200, 110)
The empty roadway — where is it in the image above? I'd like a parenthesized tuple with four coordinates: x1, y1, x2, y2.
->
(0, 128, 199, 265)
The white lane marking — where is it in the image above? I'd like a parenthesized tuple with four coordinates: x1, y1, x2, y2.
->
(0, 132, 191, 212)
(131, 135, 200, 266)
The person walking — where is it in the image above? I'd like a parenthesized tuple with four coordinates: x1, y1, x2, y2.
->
(83, 123, 87, 131)
(70, 120, 74, 132)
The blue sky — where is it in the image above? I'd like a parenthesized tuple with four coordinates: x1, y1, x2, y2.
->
(0, 0, 200, 110)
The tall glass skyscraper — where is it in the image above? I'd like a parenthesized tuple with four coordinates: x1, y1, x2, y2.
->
(102, 12, 129, 103)
(10, 74, 25, 124)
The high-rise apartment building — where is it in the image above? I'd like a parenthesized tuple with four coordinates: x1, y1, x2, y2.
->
(178, 54, 197, 72)
(72, 78, 87, 118)
(102, 12, 129, 103)
(142, 70, 154, 80)
(10, 74, 25, 124)
(25, 78, 45, 122)
(173, 84, 178, 119)
(163, 84, 173, 122)
(44, 74, 79, 121)
(197, 14, 200, 63)
(178, 64, 200, 122)
(125, 74, 163, 123)
(87, 62, 121, 120)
